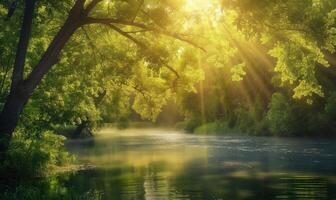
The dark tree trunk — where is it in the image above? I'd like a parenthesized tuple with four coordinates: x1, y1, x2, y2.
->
(11, 0, 34, 93)
(0, 0, 35, 151)
(72, 121, 87, 138)
(0, 0, 86, 151)
(0, 85, 30, 151)
(72, 121, 93, 138)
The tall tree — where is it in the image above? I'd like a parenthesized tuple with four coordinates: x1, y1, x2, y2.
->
(0, 0, 201, 151)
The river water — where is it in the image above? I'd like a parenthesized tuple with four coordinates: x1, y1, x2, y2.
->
(64, 128, 336, 200)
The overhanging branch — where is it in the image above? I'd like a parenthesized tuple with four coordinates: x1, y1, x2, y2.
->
(85, 17, 206, 52)
(103, 24, 180, 79)
(105, 24, 146, 48)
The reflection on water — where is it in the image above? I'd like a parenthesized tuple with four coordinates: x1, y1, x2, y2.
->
(3, 130, 336, 200)
(61, 128, 336, 200)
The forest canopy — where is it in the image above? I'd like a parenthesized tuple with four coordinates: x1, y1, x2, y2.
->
(0, 0, 335, 152)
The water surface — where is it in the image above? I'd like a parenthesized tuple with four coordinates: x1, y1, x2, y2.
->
(65, 128, 336, 200)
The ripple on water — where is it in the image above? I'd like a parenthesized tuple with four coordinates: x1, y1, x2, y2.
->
(65, 128, 336, 200)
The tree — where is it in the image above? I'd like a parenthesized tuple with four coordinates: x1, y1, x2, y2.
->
(0, 0, 203, 151)
(222, 0, 336, 102)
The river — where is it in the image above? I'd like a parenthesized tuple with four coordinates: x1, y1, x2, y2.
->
(64, 128, 336, 200)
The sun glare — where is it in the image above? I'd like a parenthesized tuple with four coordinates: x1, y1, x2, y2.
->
(184, 0, 214, 11)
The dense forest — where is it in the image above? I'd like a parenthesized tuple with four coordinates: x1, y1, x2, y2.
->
(0, 0, 336, 199)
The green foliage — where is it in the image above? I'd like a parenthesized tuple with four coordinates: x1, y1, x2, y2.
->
(1, 186, 102, 200)
(3, 1, 336, 199)
(266, 93, 299, 136)
(324, 92, 336, 121)
(269, 41, 326, 102)
(266, 92, 333, 136)
(0, 130, 74, 179)
(1, 0, 336, 182)
(231, 63, 247, 82)
(234, 101, 268, 136)
(194, 121, 238, 135)
(0, 0, 208, 139)
(222, 0, 336, 100)
(183, 117, 203, 133)
(116, 116, 130, 129)
(176, 0, 336, 137)
(0, 176, 102, 200)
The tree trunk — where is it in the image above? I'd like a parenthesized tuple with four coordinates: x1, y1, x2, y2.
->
(0, 0, 35, 151)
(0, 0, 86, 151)
(11, 0, 35, 93)
(72, 121, 93, 138)
(0, 82, 32, 147)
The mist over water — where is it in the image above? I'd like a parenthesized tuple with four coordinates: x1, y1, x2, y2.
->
(65, 128, 336, 200)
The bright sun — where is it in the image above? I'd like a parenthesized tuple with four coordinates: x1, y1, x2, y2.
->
(184, 0, 214, 11)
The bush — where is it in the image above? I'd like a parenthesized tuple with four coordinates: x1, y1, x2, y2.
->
(175, 121, 188, 130)
(194, 121, 238, 135)
(266, 93, 322, 136)
(234, 99, 268, 136)
(324, 92, 336, 122)
(319, 92, 336, 134)
(266, 93, 294, 136)
(180, 117, 203, 133)
(235, 106, 256, 134)
(0, 130, 74, 179)
(116, 116, 130, 129)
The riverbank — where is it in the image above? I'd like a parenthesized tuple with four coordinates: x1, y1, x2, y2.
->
(177, 120, 336, 138)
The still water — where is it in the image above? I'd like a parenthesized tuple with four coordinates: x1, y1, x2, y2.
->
(65, 128, 336, 200)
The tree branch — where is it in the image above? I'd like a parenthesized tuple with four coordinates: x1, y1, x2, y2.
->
(125, 29, 150, 34)
(105, 24, 146, 48)
(103, 24, 180, 79)
(85, 17, 206, 52)
(25, 0, 85, 91)
(4, 0, 19, 20)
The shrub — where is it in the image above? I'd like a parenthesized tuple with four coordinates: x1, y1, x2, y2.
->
(194, 121, 238, 135)
(116, 116, 130, 129)
(0, 130, 74, 179)
(267, 93, 295, 136)
(266, 93, 320, 136)
(324, 92, 336, 122)
(184, 117, 203, 133)
(234, 99, 268, 136)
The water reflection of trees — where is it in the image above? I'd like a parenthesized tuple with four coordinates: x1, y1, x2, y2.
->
(8, 158, 333, 200)
(64, 155, 336, 198)
(0, 173, 102, 200)
(169, 160, 336, 200)
(57, 131, 336, 200)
